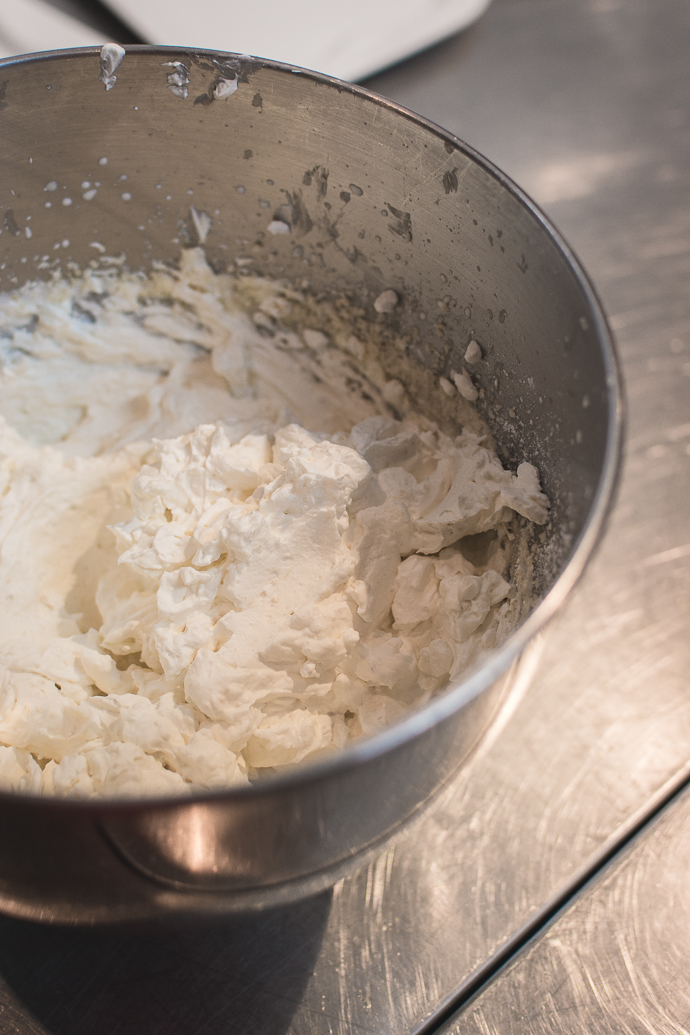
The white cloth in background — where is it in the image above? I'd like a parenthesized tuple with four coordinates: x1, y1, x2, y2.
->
(0, 0, 492, 82)
(0, 0, 104, 59)
(101, 0, 493, 81)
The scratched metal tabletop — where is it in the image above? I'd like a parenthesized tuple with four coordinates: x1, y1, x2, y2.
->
(445, 782, 690, 1033)
(0, 0, 688, 1032)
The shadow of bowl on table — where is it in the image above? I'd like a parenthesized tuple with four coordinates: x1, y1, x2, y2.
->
(0, 890, 333, 1035)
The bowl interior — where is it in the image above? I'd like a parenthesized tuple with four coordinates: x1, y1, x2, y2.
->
(0, 45, 621, 792)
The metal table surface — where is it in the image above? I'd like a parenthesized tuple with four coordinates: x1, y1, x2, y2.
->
(0, 0, 688, 1031)
(446, 781, 690, 1034)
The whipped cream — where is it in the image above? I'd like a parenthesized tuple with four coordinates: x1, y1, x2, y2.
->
(0, 251, 548, 797)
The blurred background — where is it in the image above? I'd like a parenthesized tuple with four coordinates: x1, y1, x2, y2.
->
(0, 0, 492, 80)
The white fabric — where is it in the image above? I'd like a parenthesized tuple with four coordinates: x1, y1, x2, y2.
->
(101, 0, 493, 81)
(0, 0, 105, 60)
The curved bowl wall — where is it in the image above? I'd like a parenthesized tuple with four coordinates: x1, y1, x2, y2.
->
(0, 47, 622, 923)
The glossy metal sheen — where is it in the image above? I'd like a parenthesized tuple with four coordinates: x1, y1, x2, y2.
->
(450, 783, 690, 1034)
(0, 45, 619, 916)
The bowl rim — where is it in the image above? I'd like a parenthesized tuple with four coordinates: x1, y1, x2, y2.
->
(0, 44, 625, 812)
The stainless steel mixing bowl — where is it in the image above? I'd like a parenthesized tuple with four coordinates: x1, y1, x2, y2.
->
(0, 46, 622, 925)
